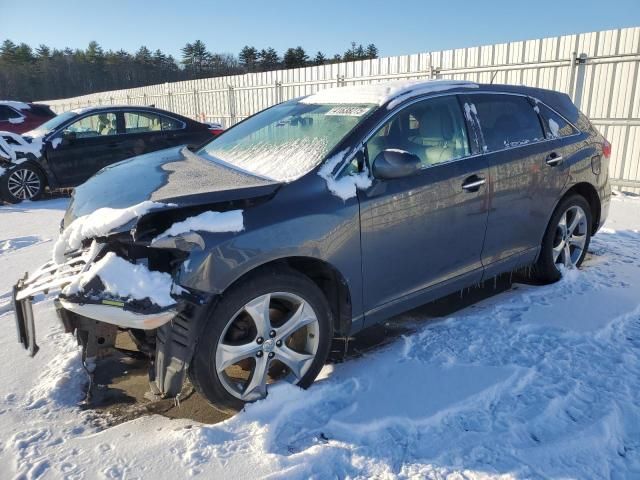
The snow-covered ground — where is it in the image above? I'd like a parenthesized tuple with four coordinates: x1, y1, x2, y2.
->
(1, 195, 639, 479)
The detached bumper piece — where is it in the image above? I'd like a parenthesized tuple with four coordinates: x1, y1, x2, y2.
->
(13, 275, 39, 356)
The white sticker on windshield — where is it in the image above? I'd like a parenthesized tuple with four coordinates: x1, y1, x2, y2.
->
(326, 106, 370, 117)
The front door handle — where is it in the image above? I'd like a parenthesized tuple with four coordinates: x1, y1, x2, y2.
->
(546, 153, 563, 166)
(462, 175, 486, 192)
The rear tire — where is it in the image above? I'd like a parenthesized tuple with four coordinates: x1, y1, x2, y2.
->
(189, 268, 333, 414)
(532, 194, 592, 283)
(0, 163, 45, 203)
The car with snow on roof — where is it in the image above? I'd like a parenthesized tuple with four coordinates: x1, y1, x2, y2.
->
(12, 79, 611, 413)
(0, 100, 56, 135)
(0, 105, 220, 203)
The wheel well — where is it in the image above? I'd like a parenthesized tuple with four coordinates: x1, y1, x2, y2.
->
(563, 183, 601, 234)
(227, 257, 353, 337)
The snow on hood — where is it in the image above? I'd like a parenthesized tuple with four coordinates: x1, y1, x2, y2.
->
(53, 200, 173, 263)
(318, 149, 372, 201)
(152, 209, 244, 243)
(63, 251, 175, 308)
(0, 131, 43, 162)
(300, 79, 478, 107)
(0, 100, 31, 110)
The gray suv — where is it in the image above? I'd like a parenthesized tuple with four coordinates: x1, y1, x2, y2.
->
(13, 80, 611, 413)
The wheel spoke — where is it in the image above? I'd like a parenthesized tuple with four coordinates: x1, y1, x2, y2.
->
(553, 240, 565, 262)
(243, 293, 272, 339)
(216, 342, 260, 373)
(243, 354, 270, 400)
(276, 300, 317, 340)
(567, 209, 584, 235)
(276, 345, 314, 379)
(568, 233, 586, 248)
(563, 243, 572, 266)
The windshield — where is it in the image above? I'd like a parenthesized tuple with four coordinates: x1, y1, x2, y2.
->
(198, 101, 375, 182)
(25, 111, 78, 137)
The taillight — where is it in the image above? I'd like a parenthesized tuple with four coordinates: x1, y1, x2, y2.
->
(209, 129, 224, 136)
(602, 139, 612, 159)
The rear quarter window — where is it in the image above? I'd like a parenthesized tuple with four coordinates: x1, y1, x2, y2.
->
(534, 102, 578, 139)
(470, 94, 545, 152)
(0, 105, 22, 121)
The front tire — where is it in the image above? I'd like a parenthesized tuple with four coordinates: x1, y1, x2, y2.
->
(532, 194, 592, 283)
(189, 268, 333, 413)
(1, 163, 45, 203)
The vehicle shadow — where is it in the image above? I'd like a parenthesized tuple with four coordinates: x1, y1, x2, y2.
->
(92, 273, 521, 426)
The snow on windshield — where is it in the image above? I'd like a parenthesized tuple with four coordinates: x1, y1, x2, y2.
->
(200, 102, 374, 182)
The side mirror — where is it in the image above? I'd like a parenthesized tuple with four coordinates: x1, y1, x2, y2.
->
(372, 149, 422, 179)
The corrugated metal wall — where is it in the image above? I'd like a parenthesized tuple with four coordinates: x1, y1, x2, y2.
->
(43, 27, 640, 191)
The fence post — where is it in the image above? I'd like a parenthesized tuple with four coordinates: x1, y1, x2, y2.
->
(227, 85, 236, 125)
(275, 81, 283, 104)
(193, 89, 200, 119)
(143, 93, 148, 106)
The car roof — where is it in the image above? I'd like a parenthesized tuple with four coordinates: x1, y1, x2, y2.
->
(69, 104, 190, 120)
(0, 100, 32, 111)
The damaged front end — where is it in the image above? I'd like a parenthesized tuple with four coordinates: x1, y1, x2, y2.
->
(12, 208, 220, 403)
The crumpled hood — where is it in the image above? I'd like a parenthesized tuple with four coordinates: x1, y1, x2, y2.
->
(65, 146, 281, 227)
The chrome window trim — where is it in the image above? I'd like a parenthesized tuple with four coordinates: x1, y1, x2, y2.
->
(335, 90, 583, 179)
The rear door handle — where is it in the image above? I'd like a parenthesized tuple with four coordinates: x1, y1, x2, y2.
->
(462, 175, 486, 192)
(545, 153, 563, 166)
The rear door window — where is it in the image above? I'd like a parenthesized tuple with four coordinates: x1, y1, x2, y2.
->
(125, 112, 184, 133)
(470, 94, 545, 151)
(534, 102, 578, 139)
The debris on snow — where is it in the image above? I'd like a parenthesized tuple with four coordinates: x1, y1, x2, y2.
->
(153, 209, 244, 242)
(53, 200, 171, 263)
(63, 251, 175, 308)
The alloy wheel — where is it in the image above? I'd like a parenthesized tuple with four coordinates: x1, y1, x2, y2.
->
(215, 292, 320, 401)
(7, 168, 41, 200)
(552, 205, 588, 268)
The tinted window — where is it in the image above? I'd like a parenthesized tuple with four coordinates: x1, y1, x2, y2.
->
(125, 112, 183, 133)
(367, 95, 470, 168)
(471, 95, 544, 151)
(535, 102, 578, 139)
(0, 105, 22, 121)
(65, 113, 117, 138)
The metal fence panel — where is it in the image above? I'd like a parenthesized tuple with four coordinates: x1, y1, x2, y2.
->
(41, 26, 640, 191)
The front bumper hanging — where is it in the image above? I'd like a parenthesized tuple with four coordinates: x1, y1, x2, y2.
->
(11, 246, 178, 357)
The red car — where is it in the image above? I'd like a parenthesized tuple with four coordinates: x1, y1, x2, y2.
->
(0, 101, 56, 135)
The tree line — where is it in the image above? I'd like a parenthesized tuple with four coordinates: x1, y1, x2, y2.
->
(0, 39, 379, 102)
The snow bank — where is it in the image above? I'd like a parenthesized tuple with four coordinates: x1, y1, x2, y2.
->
(317, 149, 372, 201)
(53, 200, 170, 263)
(153, 209, 244, 242)
(301, 80, 478, 108)
(64, 252, 175, 307)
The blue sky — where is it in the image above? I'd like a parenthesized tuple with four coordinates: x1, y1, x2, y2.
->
(2, 0, 639, 59)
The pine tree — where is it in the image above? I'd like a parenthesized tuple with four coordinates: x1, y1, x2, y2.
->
(313, 51, 326, 66)
(365, 43, 379, 59)
(239, 45, 259, 71)
(258, 47, 279, 71)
